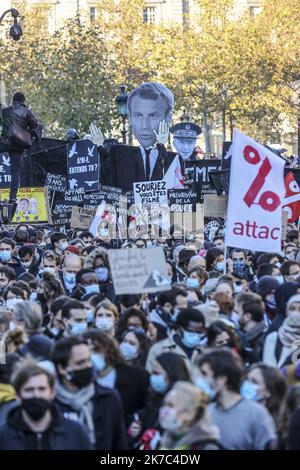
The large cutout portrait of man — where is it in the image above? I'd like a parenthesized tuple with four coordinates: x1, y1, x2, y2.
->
(98, 82, 182, 191)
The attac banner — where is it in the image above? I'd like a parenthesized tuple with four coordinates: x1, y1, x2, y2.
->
(67, 139, 100, 191)
(108, 247, 171, 295)
(226, 129, 285, 252)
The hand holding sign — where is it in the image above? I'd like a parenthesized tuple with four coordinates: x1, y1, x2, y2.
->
(153, 120, 169, 145)
(89, 122, 104, 148)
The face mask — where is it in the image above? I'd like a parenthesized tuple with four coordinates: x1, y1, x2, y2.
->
(120, 342, 138, 361)
(29, 292, 38, 302)
(150, 374, 168, 394)
(159, 406, 182, 432)
(265, 295, 277, 310)
(66, 367, 93, 388)
(43, 267, 56, 275)
(275, 275, 284, 285)
(59, 241, 68, 252)
(21, 260, 32, 269)
(63, 272, 76, 285)
(146, 240, 153, 248)
(95, 317, 114, 332)
(86, 309, 94, 323)
(0, 250, 11, 262)
(240, 380, 259, 401)
(84, 284, 100, 295)
(22, 397, 51, 421)
(6, 298, 22, 310)
(275, 262, 282, 269)
(186, 278, 199, 289)
(95, 267, 109, 283)
(233, 260, 245, 272)
(171, 308, 180, 323)
(216, 262, 224, 272)
(50, 326, 64, 340)
(194, 376, 217, 399)
(181, 330, 204, 349)
(9, 320, 17, 331)
(233, 282, 244, 294)
(91, 353, 106, 372)
(71, 322, 87, 335)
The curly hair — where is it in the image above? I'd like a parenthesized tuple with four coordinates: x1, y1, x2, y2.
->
(82, 329, 124, 366)
(83, 247, 109, 270)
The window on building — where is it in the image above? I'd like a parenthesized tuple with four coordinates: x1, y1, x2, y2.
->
(90, 7, 98, 23)
(249, 6, 262, 16)
(143, 7, 156, 24)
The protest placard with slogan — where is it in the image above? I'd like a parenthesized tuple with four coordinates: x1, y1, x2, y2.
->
(226, 130, 285, 252)
(67, 139, 100, 191)
(70, 206, 96, 229)
(45, 173, 68, 193)
(0, 188, 49, 223)
(108, 247, 171, 295)
(168, 189, 197, 213)
(0, 153, 11, 188)
(204, 194, 228, 218)
(185, 160, 221, 203)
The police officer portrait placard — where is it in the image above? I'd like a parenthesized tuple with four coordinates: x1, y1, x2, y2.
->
(67, 139, 100, 192)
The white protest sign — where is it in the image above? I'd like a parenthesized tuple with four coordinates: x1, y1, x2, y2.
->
(108, 247, 171, 295)
(226, 129, 285, 252)
(133, 180, 169, 229)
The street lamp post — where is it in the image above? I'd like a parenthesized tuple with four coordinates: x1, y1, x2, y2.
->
(115, 85, 128, 145)
(0, 8, 22, 41)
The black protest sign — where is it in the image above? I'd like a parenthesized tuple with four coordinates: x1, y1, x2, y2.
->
(45, 173, 68, 193)
(67, 139, 100, 191)
(51, 199, 74, 227)
(168, 189, 197, 212)
(0, 152, 11, 188)
(185, 159, 221, 204)
(64, 187, 85, 204)
(221, 141, 232, 169)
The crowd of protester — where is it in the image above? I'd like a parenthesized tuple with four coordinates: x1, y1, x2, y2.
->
(0, 222, 300, 450)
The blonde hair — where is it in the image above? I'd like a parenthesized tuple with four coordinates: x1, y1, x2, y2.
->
(171, 381, 209, 418)
(95, 299, 119, 321)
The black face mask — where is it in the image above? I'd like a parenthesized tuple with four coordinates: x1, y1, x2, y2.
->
(67, 367, 93, 388)
(22, 398, 51, 421)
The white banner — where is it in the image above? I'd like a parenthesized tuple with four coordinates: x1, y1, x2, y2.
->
(226, 129, 285, 252)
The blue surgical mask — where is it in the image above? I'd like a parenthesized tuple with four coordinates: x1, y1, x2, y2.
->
(240, 380, 259, 401)
(59, 241, 68, 252)
(186, 278, 199, 289)
(0, 250, 11, 262)
(71, 322, 87, 335)
(171, 308, 180, 323)
(150, 374, 168, 394)
(29, 292, 38, 302)
(233, 260, 245, 272)
(91, 353, 106, 372)
(87, 309, 94, 323)
(275, 275, 284, 285)
(120, 342, 138, 361)
(194, 376, 217, 399)
(63, 272, 76, 285)
(181, 330, 204, 349)
(216, 262, 224, 272)
(233, 282, 244, 294)
(95, 267, 109, 283)
(84, 284, 100, 295)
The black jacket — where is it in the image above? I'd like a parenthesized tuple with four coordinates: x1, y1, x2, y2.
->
(114, 363, 149, 419)
(55, 382, 127, 450)
(100, 144, 180, 191)
(2, 256, 26, 278)
(0, 404, 92, 450)
(1, 102, 38, 149)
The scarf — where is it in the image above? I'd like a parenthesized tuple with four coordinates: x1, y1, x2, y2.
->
(0, 383, 16, 402)
(278, 313, 300, 348)
(55, 381, 95, 445)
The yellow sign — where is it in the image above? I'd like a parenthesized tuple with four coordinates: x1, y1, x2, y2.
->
(0, 188, 49, 223)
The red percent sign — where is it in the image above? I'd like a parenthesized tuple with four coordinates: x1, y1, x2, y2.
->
(243, 145, 280, 212)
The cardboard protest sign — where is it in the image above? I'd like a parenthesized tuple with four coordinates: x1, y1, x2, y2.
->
(185, 159, 221, 203)
(0, 152, 11, 188)
(226, 130, 285, 252)
(45, 173, 68, 193)
(168, 189, 197, 212)
(70, 206, 96, 229)
(67, 139, 100, 191)
(0, 188, 49, 223)
(108, 247, 171, 295)
(204, 194, 228, 218)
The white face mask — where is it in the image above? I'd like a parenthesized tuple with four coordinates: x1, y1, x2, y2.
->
(43, 267, 56, 275)
(159, 406, 182, 432)
(95, 317, 114, 332)
(6, 298, 22, 311)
